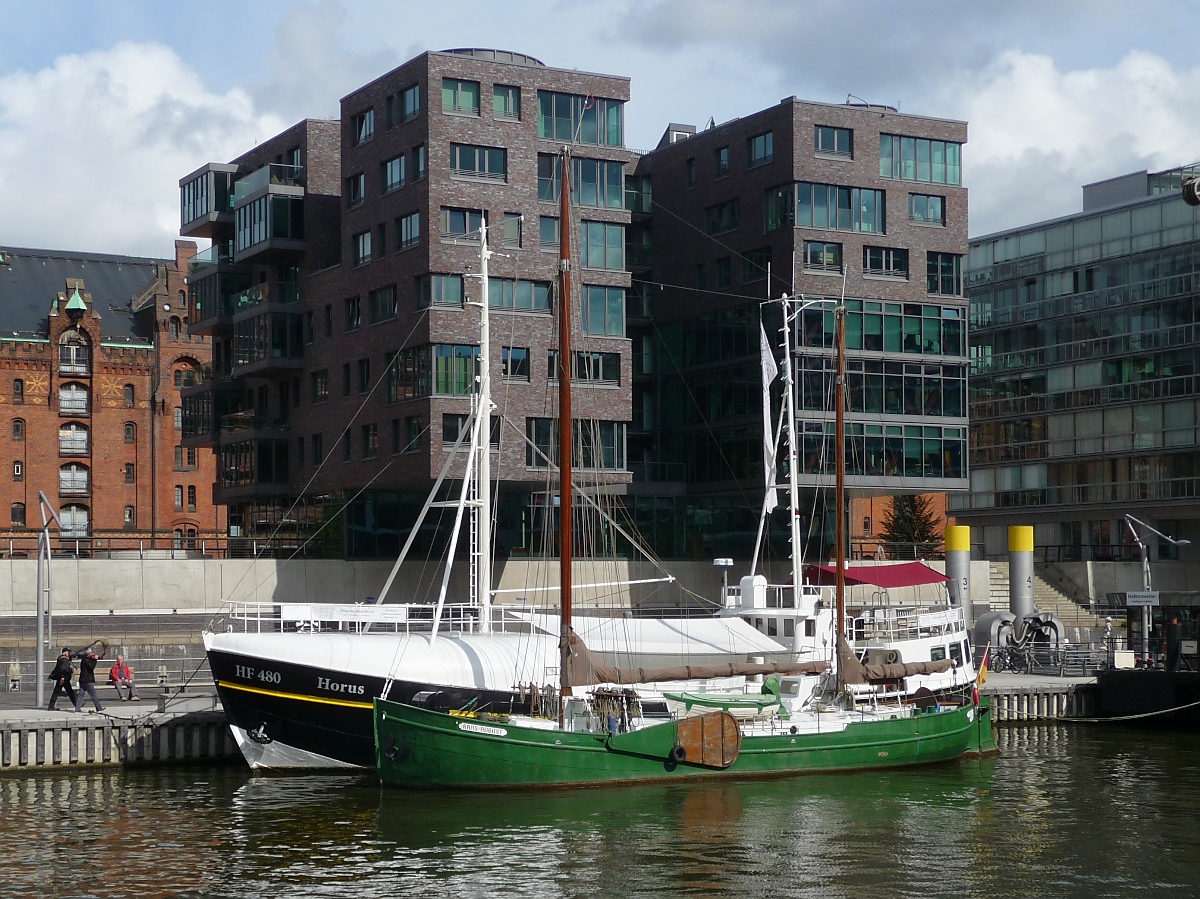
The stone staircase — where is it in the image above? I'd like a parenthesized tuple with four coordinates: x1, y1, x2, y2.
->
(986, 561, 1104, 636)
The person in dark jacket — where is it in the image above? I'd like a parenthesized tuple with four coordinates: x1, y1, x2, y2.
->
(73, 648, 105, 713)
(48, 647, 76, 711)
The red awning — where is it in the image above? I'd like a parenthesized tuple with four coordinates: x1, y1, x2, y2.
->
(803, 561, 949, 589)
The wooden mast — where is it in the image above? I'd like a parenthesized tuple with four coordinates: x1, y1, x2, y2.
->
(834, 305, 847, 693)
(558, 148, 573, 719)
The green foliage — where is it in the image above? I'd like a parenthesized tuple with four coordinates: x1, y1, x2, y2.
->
(880, 494, 942, 546)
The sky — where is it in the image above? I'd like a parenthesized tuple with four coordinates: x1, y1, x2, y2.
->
(3, 0, 1200, 258)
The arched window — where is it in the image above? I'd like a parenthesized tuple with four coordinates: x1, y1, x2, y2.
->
(124, 463, 135, 483)
(186, 527, 198, 549)
(11, 502, 25, 528)
(13, 379, 24, 404)
(123, 384, 135, 407)
(59, 422, 88, 455)
(173, 528, 184, 549)
(174, 485, 183, 510)
(124, 422, 136, 444)
(58, 329, 91, 374)
(168, 317, 181, 341)
(60, 504, 88, 538)
(174, 406, 182, 430)
(187, 485, 196, 510)
(60, 383, 89, 415)
(60, 463, 88, 495)
(12, 419, 24, 440)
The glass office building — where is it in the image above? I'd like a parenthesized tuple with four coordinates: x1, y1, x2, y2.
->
(956, 165, 1200, 560)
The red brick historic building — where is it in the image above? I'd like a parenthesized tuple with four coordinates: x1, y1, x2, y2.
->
(0, 242, 224, 551)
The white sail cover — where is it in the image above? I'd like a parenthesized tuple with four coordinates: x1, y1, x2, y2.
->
(517, 613, 790, 659)
(760, 322, 779, 511)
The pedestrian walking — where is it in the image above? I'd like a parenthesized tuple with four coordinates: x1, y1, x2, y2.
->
(47, 648, 76, 711)
(73, 648, 105, 713)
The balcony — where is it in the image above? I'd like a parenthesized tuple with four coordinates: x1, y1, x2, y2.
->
(59, 475, 89, 497)
(231, 312, 304, 376)
(234, 194, 306, 262)
(58, 434, 89, 456)
(231, 282, 301, 317)
(233, 164, 304, 206)
(219, 411, 290, 438)
(179, 163, 238, 239)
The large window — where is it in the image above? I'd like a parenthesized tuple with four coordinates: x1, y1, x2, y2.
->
(59, 463, 88, 495)
(450, 144, 506, 181)
(580, 221, 624, 269)
(802, 241, 842, 273)
(370, 285, 397, 322)
(416, 274, 464, 308)
(387, 84, 419, 127)
(59, 383, 88, 416)
(909, 193, 945, 225)
(747, 131, 773, 167)
(493, 84, 520, 120)
(502, 347, 530, 380)
(549, 350, 620, 383)
(345, 296, 361, 330)
(815, 125, 852, 157)
(346, 172, 364, 207)
(582, 285, 625, 336)
(442, 78, 480, 115)
(715, 146, 729, 177)
(536, 91, 624, 146)
(742, 248, 771, 283)
(434, 345, 480, 395)
(526, 418, 626, 470)
(864, 246, 909, 279)
(59, 336, 89, 374)
(397, 211, 420, 250)
(705, 200, 740, 235)
(488, 278, 551, 311)
(441, 207, 483, 240)
(537, 155, 624, 208)
(795, 182, 884, 233)
(927, 252, 963, 296)
(880, 134, 962, 185)
(311, 370, 329, 402)
(798, 299, 965, 358)
(382, 155, 406, 192)
(361, 423, 379, 459)
(353, 230, 372, 265)
(352, 109, 374, 145)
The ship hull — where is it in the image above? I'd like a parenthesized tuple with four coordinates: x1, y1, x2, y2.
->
(374, 699, 980, 789)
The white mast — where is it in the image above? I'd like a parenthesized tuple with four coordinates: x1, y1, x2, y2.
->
(473, 217, 494, 632)
(780, 296, 805, 609)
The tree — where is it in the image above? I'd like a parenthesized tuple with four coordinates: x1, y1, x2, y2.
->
(880, 494, 942, 548)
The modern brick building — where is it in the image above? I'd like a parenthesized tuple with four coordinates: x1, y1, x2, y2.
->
(957, 164, 1200, 562)
(631, 100, 970, 560)
(0, 242, 222, 549)
(180, 49, 635, 558)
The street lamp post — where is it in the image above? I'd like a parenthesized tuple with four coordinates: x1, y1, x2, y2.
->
(1124, 514, 1190, 662)
(34, 491, 62, 709)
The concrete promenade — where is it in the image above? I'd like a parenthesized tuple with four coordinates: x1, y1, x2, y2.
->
(0, 681, 238, 772)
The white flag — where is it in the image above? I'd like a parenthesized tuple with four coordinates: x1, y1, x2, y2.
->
(760, 323, 779, 511)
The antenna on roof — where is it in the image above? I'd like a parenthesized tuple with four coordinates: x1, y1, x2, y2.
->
(706, 117, 715, 130)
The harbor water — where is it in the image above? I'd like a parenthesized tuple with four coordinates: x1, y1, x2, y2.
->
(3, 725, 1197, 898)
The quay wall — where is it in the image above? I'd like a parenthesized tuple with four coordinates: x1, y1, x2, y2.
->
(0, 708, 238, 773)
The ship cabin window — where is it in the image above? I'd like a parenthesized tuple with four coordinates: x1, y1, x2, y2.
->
(950, 642, 964, 667)
(754, 617, 764, 632)
(784, 619, 795, 638)
(766, 618, 778, 637)
(962, 640, 972, 666)
(804, 619, 816, 638)
(931, 645, 946, 662)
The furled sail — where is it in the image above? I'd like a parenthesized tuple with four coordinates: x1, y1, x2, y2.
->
(563, 629, 828, 687)
(836, 634, 953, 684)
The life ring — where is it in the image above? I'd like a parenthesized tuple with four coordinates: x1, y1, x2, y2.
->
(668, 744, 687, 764)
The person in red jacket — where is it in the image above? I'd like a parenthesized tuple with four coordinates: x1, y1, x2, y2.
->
(109, 655, 138, 701)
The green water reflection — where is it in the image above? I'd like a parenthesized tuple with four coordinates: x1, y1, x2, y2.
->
(2, 725, 1197, 898)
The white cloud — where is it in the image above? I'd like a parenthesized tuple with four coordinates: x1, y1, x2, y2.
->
(939, 49, 1200, 235)
(0, 42, 285, 257)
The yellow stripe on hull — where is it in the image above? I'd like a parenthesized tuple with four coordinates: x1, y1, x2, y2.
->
(216, 679, 374, 710)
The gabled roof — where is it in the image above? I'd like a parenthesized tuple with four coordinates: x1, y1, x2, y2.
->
(0, 246, 166, 342)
